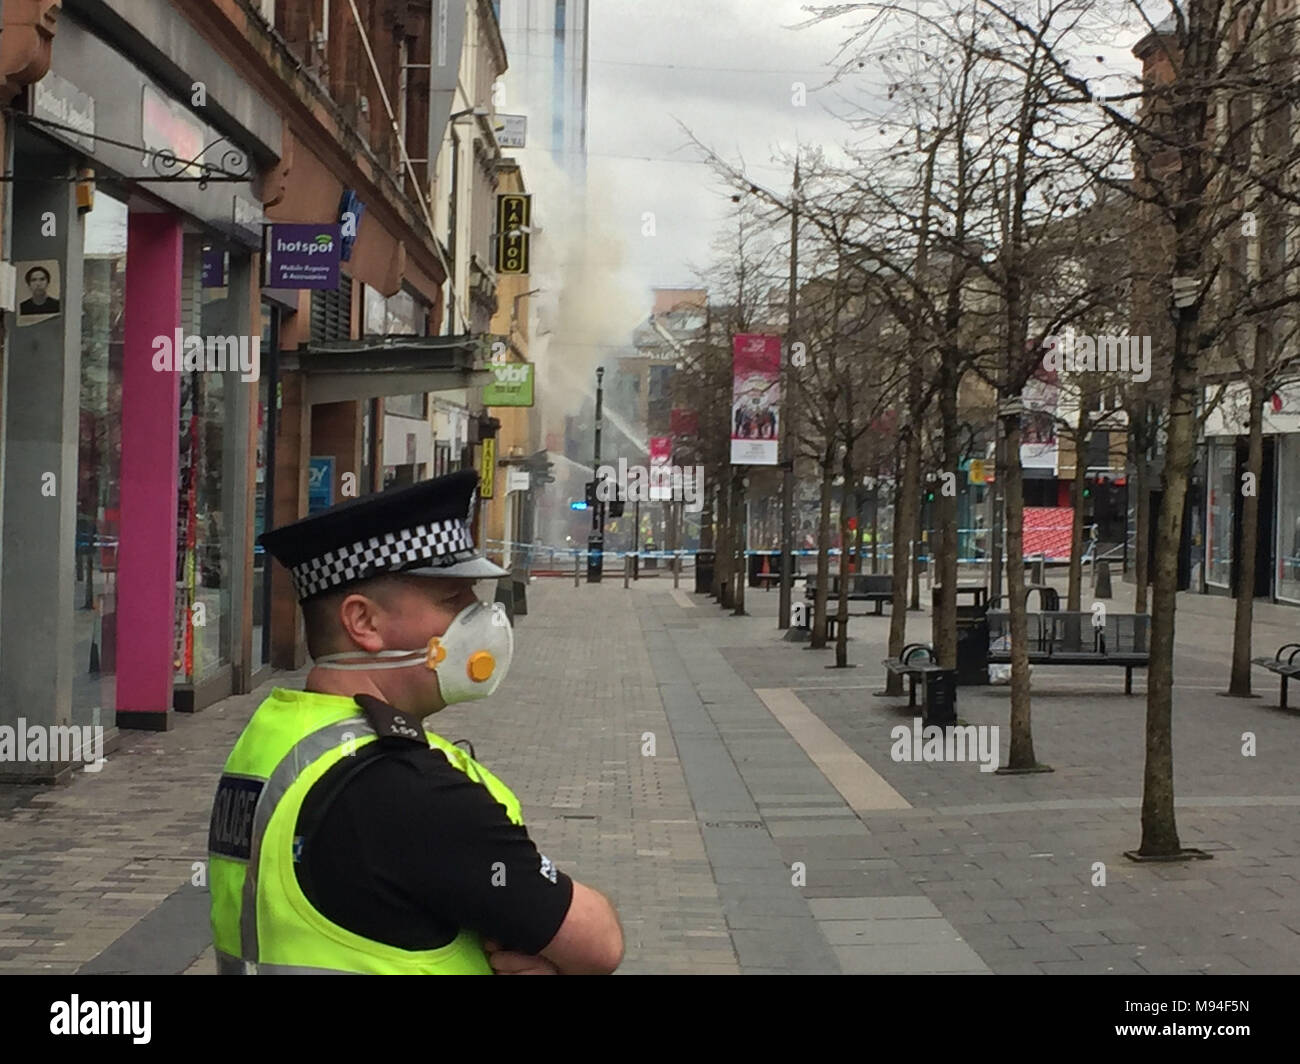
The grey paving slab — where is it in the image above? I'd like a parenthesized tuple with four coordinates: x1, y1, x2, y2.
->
(809, 896, 944, 920)
(832, 941, 991, 974)
(79, 884, 211, 975)
(819, 917, 971, 946)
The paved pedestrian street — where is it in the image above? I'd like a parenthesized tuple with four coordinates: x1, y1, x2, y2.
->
(2, 575, 1298, 975)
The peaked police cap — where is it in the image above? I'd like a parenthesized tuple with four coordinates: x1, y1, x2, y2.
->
(258, 469, 508, 602)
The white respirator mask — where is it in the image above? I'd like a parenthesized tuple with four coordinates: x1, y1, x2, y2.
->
(313, 599, 514, 705)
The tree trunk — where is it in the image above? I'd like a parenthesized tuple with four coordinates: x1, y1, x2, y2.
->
(1003, 412, 1040, 770)
(871, 482, 880, 574)
(811, 447, 836, 648)
(1067, 421, 1089, 612)
(886, 431, 918, 694)
(733, 470, 748, 616)
(910, 485, 924, 611)
(852, 484, 864, 576)
(1139, 355, 1195, 857)
(717, 480, 732, 606)
(1131, 401, 1151, 614)
(836, 451, 853, 667)
(932, 369, 959, 668)
(1228, 379, 1264, 695)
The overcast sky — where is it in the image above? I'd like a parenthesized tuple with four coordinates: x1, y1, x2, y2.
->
(586, 0, 852, 295)
(517, 0, 1153, 428)
(577, 0, 1149, 310)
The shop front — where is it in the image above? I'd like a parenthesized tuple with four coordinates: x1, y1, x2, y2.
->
(0, 3, 277, 759)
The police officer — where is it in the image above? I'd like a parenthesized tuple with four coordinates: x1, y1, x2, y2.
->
(208, 470, 624, 975)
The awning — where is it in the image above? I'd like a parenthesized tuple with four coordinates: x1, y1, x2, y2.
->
(286, 334, 492, 404)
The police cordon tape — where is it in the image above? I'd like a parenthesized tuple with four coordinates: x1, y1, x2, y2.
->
(481, 537, 1081, 564)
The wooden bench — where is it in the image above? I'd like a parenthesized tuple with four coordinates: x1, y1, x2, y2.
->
(1251, 643, 1300, 709)
(985, 610, 1149, 694)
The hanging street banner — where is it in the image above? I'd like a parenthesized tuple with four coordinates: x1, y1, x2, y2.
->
(262, 223, 342, 289)
(649, 436, 673, 501)
(497, 194, 531, 274)
(730, 333, 782, 465)
(483, 362, 535, 407)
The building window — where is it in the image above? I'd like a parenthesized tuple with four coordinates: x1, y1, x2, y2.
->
(310, 274, 353, 342)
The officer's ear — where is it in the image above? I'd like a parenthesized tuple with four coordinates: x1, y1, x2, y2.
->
(336, 583, 396, 652)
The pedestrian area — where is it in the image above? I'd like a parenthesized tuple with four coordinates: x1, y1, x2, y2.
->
(1, 575, 1298, 974)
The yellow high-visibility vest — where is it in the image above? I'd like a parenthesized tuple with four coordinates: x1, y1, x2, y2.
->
(209, 687, 523, 974)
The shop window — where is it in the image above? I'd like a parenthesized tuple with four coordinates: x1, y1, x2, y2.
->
(253, 303, 280, 670)
(1206, 441, 1235, 588)
(1277, 435, 1300, 603)
(174, 236, 237, 684)
(75, 191, 128, 728)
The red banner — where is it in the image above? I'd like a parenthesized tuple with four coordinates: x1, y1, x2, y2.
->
(731, 334, 781, 465)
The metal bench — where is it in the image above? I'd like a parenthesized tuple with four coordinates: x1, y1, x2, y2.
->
(882, 643, 943, 708)
(985, 610, 1149, 694)
(1251, 643, 1300, 709)
(806, 573, 894, 616)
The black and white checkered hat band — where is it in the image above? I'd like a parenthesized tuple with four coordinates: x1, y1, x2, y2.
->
(289, 518, 475, 599)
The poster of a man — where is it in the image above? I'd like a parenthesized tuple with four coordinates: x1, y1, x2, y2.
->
(731, 381, 777, 440)
(17, 261, 62, 324)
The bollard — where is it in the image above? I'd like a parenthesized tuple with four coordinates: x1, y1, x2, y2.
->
(623, 554, 631, 589)
(673, 551, 680, 589)
(574, 552, 580, 588)
(1095, 559, 1113, 599)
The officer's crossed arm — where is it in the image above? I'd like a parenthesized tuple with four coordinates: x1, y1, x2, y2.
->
(295, 743, 624, 973)
(534, 881, 624, 975)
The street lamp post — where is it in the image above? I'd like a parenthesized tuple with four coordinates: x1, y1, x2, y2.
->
(588, 366, 605, 583)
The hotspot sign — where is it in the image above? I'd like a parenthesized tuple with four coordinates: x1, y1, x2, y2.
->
(262, 224, 342, 289)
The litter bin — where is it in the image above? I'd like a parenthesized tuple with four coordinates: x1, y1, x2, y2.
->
(934, 587, 990, 685)
(494, 576, 515, 623)
(695, 550, 716, 594)
(509, 567, 528, 617)
(922, 667, 957, 727)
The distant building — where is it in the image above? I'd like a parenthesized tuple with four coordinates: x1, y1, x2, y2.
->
(496, 0, 590, 184)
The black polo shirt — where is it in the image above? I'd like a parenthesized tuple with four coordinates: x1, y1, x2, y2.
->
(293, 737, 574, 955)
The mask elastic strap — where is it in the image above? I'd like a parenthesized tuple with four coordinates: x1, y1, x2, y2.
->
(313, 649, 430, 671)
